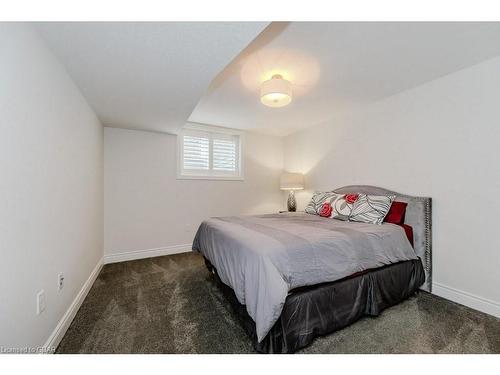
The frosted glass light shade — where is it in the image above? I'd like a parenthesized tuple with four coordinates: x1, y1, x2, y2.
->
(260, 74, 292, 108)
(280, 172, 304, 190)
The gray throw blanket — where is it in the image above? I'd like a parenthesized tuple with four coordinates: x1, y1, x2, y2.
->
(192, 213, 417, 342)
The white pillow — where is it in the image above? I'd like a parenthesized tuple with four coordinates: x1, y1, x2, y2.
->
(304, 191, 338, 215)
(330, 193, 359, 221)
(349, 194, 396, 224)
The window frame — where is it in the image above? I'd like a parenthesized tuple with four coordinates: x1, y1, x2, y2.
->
(177, 123, 244, 181)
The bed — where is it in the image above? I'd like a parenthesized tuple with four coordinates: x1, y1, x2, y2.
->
(192, 185, 432, 353)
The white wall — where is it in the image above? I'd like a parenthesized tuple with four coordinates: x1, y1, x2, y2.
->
(0, 24, 103, 348)
(284, 56, 500, 316)
(3, 23, 496, 351)
(104, 127, 284, 258)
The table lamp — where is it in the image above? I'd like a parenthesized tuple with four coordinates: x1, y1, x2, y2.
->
(280, 173, 304, 212)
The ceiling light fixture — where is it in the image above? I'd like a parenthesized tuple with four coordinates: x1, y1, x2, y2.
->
(260, 74, 292, 108)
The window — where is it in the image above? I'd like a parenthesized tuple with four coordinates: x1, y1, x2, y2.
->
(178, 124, 243, 180)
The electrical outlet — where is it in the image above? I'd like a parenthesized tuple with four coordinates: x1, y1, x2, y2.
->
(58, 273, 64, 292)
(36, 290, 46, 315)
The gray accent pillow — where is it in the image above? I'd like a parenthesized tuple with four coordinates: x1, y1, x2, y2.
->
(304, 191, 339, 215)
(349, 194, 396, 224)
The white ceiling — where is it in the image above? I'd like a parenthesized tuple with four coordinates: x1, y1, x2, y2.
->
(35, 22, 268, 134)
(190, 22, 500, 136)
(35, 22, 500, 137)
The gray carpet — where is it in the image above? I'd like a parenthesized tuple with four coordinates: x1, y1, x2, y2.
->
(56, 252, 500, 353)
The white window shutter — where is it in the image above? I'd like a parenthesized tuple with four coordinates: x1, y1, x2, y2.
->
(182, 135, 210, 170)
(178, 125, 242, 180)
(213, 137, 238, 172)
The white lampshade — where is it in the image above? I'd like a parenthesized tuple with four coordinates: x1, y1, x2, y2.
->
(260, 74, 292, 108)
(280, 172, 304, 190)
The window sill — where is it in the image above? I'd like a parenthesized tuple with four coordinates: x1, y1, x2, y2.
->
(176, 174, 244, 181)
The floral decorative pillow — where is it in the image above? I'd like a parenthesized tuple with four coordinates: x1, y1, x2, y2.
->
(305, 191, 338, 215)
(319, 202, 333, 217)
(330, 193, 359, 221)
(349, 194, 396, 224)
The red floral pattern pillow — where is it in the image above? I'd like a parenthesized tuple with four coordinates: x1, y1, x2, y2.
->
(305, 191, 338, 215)
(330, 193, 359, 221)
(319, 202, 332, 217)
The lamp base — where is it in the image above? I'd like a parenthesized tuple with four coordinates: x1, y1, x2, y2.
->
(287, 190, 297, 212)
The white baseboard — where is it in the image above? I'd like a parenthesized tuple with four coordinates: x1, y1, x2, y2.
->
(42, 244, 191, 352)
(44, 257, 103, 352)
(432, 282, 500, 318)
(40, 255, 499, 351)
(103, 243, 192, 264)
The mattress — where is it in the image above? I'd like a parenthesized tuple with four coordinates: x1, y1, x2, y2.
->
(192, 212, 418, 341)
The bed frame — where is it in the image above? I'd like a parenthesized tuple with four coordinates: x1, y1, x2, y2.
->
(205, 185, 432, 353)
(334, 185, 432, 292)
